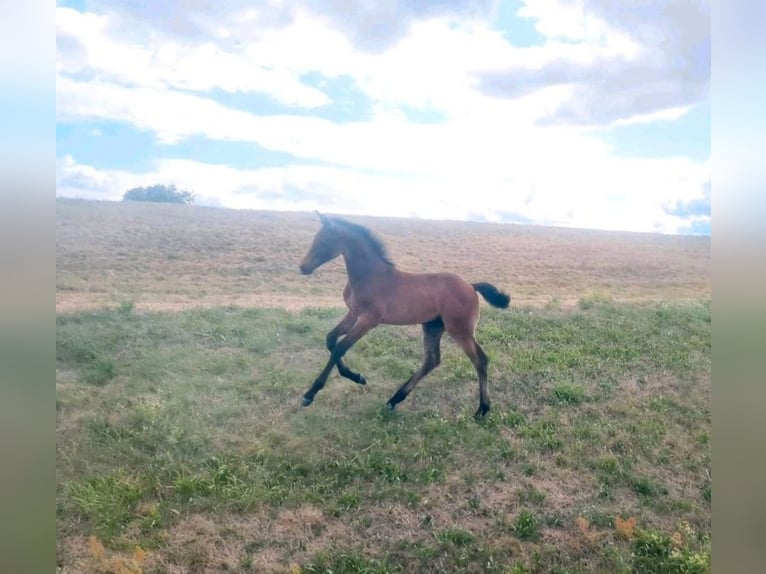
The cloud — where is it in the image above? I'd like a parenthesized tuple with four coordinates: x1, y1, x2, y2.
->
(476, 0, 709, 126)
(56, 7, 331, 107)
(56, 155, 127, 200)
(85, 0, 496, 51)
(56, 71, 558, 175)
(303, 0, 496, 52)
(57, 4, 514, 116)
(665, 180, 710, 218)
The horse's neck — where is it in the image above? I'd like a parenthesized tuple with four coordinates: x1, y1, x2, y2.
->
(342, 244, 390, 288)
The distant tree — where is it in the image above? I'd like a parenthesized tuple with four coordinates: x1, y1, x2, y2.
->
(123, 184, 195, 205)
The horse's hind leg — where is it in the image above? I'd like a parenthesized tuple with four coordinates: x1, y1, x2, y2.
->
(454, 335, 491, 418)
(387, 317, 444, 410)
(327, 311, 366, 385)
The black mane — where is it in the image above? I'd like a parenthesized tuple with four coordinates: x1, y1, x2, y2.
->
(331, 217, 395, 266)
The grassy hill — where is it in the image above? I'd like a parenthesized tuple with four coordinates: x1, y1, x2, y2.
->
(56, 199, 711, 573)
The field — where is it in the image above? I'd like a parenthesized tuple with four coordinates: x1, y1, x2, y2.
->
(56, 199, 711, 573)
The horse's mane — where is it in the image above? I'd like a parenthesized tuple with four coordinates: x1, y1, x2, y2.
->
(330, 217, 395, 266)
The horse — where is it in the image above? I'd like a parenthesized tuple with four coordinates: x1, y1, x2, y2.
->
(298, 212, 510, 418)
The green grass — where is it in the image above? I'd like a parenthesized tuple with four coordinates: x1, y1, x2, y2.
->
(551, 382, 588, 405)
(512, 510, 541, 541)
(65, 474, 145, 540)
(631, 526, 711, 574)
(56, 300, 711, 572)
(304, 550, 395, 574)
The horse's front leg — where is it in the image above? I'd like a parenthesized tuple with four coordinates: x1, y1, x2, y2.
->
(327, 311, 366, 385)
(303, 314, 379, 407)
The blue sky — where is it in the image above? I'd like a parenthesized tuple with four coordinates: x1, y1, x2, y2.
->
(56, 0, 710, 234)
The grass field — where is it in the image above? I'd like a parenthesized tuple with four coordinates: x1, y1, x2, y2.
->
(56, 199, 711, 573)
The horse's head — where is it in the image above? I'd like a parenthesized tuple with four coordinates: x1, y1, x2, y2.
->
(299, 212, 343, 274)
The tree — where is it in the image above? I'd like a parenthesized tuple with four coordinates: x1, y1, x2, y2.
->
(123, 184, 195, 205)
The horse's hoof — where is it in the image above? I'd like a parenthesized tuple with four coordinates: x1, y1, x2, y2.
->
(356, 375, 367, 386)
(302, 396, 314, 407)
(474, 405, 490, 419)
(386, 402, 396, 411)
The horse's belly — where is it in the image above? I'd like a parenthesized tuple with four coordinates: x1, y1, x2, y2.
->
(379, 299, 440, 325)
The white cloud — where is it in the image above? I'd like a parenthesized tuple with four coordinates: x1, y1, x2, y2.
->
(478, 0, 708, 125)
(519, 0, 608, 42)
(609, 106, 692, 127)
(57, 7, 330, 107)
(55, 71, 624, 186)
(56, 5, 614, 122)
(56, 155, 129, 201)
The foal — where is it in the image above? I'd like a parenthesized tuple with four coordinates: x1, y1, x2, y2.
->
(299, 212, 510, 417)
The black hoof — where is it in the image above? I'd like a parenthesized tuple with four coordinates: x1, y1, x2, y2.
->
(356, 374, 367, 385)
(302, 396, 314, 407)
(474, 405, 490, 419)
(386, 401, 396, 411)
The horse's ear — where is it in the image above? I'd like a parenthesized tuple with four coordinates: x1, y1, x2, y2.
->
(316, 211, 332, 227)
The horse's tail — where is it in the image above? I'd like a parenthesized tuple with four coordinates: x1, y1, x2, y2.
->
(472, 282, 511, 309)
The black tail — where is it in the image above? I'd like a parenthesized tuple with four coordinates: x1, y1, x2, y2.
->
(473, 282, 511, 309)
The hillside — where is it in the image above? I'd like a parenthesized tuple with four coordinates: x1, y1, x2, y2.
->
(56, 199, 710, 313)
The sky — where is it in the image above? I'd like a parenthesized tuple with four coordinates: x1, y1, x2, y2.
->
(55, 0, 710, 235)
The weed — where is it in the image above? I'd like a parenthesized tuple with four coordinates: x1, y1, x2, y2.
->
(83, 356, 117, 386)
(521, 463, 537, 477)
(551, 382, 587, 405)
(596, 455, 626, 485)
(631, 525, 710, 574)
(500, 409, 526, 428)
(544, 513, 565, 529)
(581, 508, 614, 530)
(304, 549, 396, 574)
(631, 475, 665, 499)
(520, 418, 562, 451)
(435, 527, 475, 547)
(67, 475, 144, 540)
(118, 300, 135, 315)
(518, 485, 547, 505)
(513, 510, 540, 541)
(57, 337, 117, 386)
(334, 492, 361, 514)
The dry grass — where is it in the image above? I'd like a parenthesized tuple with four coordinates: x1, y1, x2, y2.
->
(56, 199, 709, 313)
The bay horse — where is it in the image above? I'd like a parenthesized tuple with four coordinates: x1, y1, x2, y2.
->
(298, 212, 510, 418)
